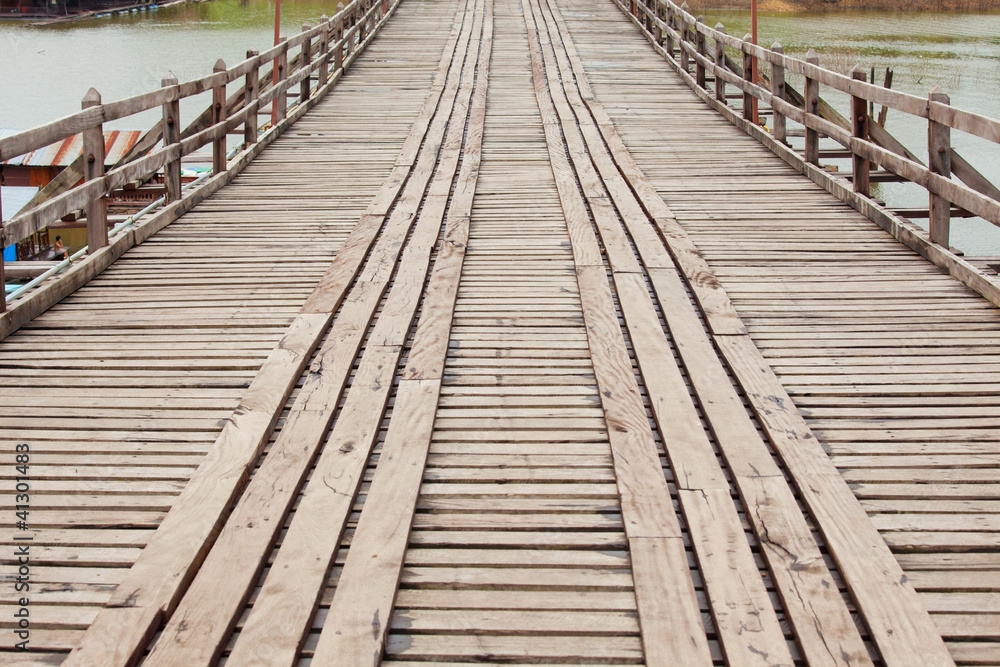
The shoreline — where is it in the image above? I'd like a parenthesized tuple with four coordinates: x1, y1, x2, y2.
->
(0, 0, 196, 26)
(687, 0, 1000, 10)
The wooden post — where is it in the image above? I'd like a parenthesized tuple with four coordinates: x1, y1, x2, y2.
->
(771, 42, 786, 144)
(804, 49, 820, 166)
(245, 49, 260, 147)
(276, 35, 288, 124)
(653, 0, 662, 45)
(742, 34, 754, 122)
(695, 17, 707, 90)
(928, 86, 952, 246)
(82, 88, 107, 253)
(358, 0, 366, 43)
(850, 65, 870, 197)
(345, 3, 355, 62)
(665, 4, 675, 58)
(318, 16, 331, 85)
(714, 24, 726, 104)
(212, 59, 228, 175)
(678, 3, 689, 73)
(161, 72, 182, 203)
(300, 23, 313, 104)
(335, 4, 345, 72)
(878, 68, 893, 127)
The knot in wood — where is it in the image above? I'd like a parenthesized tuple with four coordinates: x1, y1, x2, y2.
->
(87, 154, 95, 164)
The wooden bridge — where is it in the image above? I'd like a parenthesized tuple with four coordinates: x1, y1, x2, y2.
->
(1, 0, 999, 664)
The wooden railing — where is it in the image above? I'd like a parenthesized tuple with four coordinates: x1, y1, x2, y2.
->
(611, 0, 1000, 303)
(0, 0, 401, 320)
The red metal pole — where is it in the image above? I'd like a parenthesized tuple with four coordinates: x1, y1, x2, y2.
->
(751, 0, 759, 124)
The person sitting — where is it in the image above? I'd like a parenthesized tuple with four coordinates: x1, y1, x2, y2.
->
(52, 236, 70, 261)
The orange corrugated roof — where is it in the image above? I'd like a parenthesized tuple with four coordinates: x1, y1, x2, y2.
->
(3, 130, 143, 167)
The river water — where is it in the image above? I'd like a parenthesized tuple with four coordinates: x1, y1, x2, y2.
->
(2, 1, 1000, 253)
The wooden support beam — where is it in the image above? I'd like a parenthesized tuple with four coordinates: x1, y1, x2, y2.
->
(212, 59, 228, 176)
(335, 5, 345, 71)
(694, 17, 706, 89)
(161, 72, 182, 203)
(664, 3, 674, 57)
(713, 24, 725, 104)
(771, 42, 786, 143)
(803, 49, 820, 165)
(244, 50, 259, 146)
(300, 23, 313, 105)
(275, 36, 288, 124)
(741, 33, 754, 122)
(81, 88, 108, 253)
(652, 0, 662, 45)
(678, 2, 689, 72)
(929, 86, 953, 246)
(851, 65, 870, 197)
(318, 15, 331, 84)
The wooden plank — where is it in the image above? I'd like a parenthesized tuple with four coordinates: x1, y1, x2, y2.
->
(528, 1, 870, 663)
(718, 334, 955, 666)
(173, 2, 488, 662)
(384, 634, 644, 662)
(60, 312, 326, 666)
(306, 1, 491, 657)
(61, 2, 466, 664)
(521, 3, 711, 660)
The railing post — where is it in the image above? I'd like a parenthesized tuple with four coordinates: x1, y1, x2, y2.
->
(82, 88, 108, 253)
(245, 49, 259, 146)
(742, 34, 755, 122)
(319, 15, 331, 85)
(850, 65, 870, 197)
(653, 0, 662, 45)
(664, 4, 675, 58)
(678, 3, 689, 73)
(358, 0, 367, 43)
(335, 4, 345, 72)
(161, 72, 182, 203)
(714, 24, 726, 104)
(300, 23, 313, 105)
(346, 3, 356, 63)
(276, 35, 288, 124)
(928, 86, 952, 246)
(695, 17, 707, 90)
(804, 49, 820, 165)
(771, 42, 786, 144)
(212, 59, 228, 176)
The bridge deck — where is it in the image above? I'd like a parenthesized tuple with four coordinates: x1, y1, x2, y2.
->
(2, 0, 997, 664)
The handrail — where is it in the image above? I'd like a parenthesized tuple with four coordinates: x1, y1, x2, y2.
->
(613, 0, 1000, 306)
(626, 0, 1000, 235)
(0, 0, 401, 318)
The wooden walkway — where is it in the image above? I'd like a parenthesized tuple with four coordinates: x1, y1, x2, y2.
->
(1, 0, 997, 664)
